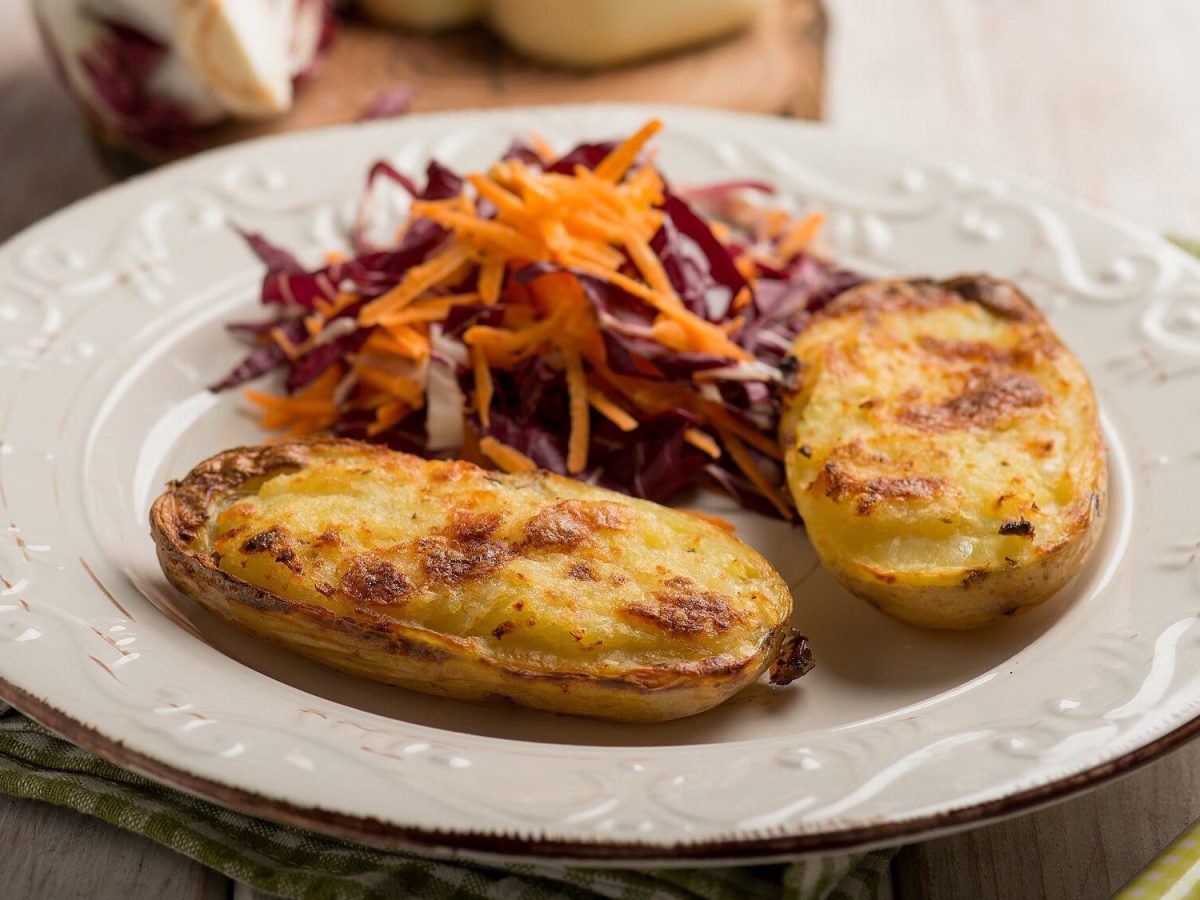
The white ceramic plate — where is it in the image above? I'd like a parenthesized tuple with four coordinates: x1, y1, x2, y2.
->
(2, 105, 1199, 864)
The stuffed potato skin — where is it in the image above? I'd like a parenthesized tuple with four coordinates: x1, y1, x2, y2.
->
(151, 439, 809, 721)
(781, 276, 1106, 629)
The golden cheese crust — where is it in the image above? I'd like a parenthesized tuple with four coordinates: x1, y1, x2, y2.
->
(781, 276, 1107, 629)
(150, 439, 810, 721)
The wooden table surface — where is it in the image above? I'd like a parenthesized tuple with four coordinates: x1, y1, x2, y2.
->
(3, 2, 1199, 897)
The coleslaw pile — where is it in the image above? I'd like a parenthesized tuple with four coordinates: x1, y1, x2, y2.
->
(213, 120, 862, 518)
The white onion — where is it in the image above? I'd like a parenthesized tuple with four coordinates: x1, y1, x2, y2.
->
(424, 327, 466, 452)
(693, 360, 781, 383)
(310, 316, 358, 347)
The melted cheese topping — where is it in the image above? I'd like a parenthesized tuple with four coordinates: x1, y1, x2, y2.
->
(204, 448, 789, 672)
(782, 278, 1105, 574)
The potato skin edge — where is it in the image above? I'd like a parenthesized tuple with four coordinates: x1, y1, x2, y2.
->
(812, 486, 1106, 630)
(149, 440, 788, 722)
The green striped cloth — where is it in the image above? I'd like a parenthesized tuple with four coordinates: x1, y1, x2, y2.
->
(0, 702, 893, 899)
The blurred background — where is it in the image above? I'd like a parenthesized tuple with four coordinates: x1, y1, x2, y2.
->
(3, 1, 1195, 244)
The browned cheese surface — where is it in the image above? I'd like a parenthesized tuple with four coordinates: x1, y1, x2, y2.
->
(781, 277, 1106, 625)
(195, 444, 791, 676)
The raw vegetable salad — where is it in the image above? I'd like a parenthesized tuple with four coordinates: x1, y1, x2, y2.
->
(213, 120, 862, 518)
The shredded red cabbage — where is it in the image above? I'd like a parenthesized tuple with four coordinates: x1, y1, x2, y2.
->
(79, 21, 196, 151)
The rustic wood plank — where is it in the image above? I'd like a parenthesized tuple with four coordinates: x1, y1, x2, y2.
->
(824, 0, 1200, 235)
(893, 741, 1200, 898)
(202, 0, 825, 141)
(1, 1, 823, 230)
(0, 795, 228, 900)
(39, 0, 826, 175)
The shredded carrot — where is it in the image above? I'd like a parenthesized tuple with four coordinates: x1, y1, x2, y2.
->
(368, 323, 429, 360)
(360, 245, 472, 324)
(587, 388, 638, 431)
(701, 402, 784, 460)
(721, 316, 745, 336)
(355, 367, 423, 407)
(623, 165, 665, 214)
(467, 174, 529, 224)
(557, 255, 753, 361)
(504, 161, 558, 208)
(478, 258, 505, 304)
(465, 318, 560, 367)
(624, 231, 677, 299)
(558, 255, 667, 305)
(245, 365, 342, 436)
(374, 293, 479, 326)
(345, 389, 391, 411)
(410, 205, 545, 259)
(562, 209, 626, 243)
(236, 119, 823, 519)
(547, 231, 625, 269)
(314, 292, 359, 318)
(472, 344, 493, 428)
(718, 429, 793, 519)
(597, 370, 690, 418)
(761, 208, 791, 240)
(776, 211, 824, 262)
(270, 327, 301, 360)
(731, 286, 752, 312)
(594, 119, 662, 182)
(480, 436, 537, 474)
(734, 254, 758, 282)
(672, 315, 754, 362)
(562, 344, 590, 474)
(650, 318, 690, 351)
(681, 510, 737, 532)
(528, 132, 556, 164)
(684, 428, 721, 459)
(368, 400, 410, 436)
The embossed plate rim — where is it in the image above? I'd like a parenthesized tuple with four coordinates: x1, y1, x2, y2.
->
(3, 675, 1199, 864)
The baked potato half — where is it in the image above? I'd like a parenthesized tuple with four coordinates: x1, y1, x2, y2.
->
(781, 276, 1106, 630)
(151, 439, 811, 721)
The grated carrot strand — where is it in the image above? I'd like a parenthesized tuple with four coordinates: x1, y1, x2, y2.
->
(587, 388, 638, 431)
(472, 344, 493, 428)
(594, 119, 663, 182)
(478, 258, 505, 304)
(563, 344, 590, 474)
(480, 436, 537, 474)
(776, 211, 825, 262)
(684, 428, 722, 459)
(718, 429, 793, 519)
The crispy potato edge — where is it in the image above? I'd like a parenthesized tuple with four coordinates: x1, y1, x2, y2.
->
(818, 483, 1107, 629)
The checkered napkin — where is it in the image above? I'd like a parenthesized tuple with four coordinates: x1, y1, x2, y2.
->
(0, 703, 893, 900)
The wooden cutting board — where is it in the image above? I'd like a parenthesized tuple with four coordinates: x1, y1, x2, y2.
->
(95, 0, 825, 172)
